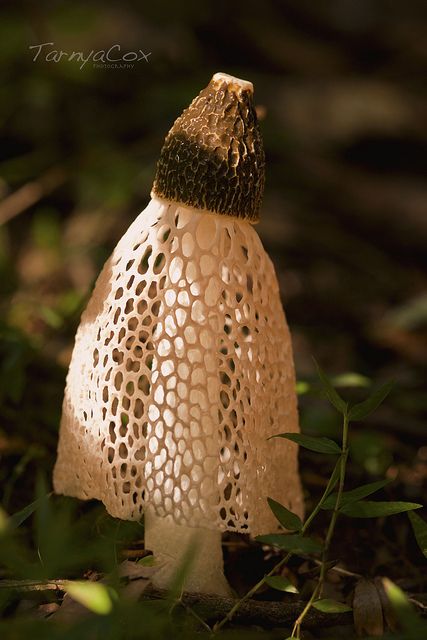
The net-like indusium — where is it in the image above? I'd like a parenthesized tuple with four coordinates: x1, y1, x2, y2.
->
(53, 195, 303, 536)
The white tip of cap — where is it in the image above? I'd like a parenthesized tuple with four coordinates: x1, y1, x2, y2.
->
(212, 72, 253, 93)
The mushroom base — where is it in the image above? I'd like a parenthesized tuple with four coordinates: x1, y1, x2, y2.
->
(144, 510, 232, 597)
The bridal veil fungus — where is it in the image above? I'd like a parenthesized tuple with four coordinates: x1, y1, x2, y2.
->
(54, 72, 304, 596)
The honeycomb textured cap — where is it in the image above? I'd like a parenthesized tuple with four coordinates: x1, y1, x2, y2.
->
(152, 72, 265, 222)
(53, 196, 304, 535)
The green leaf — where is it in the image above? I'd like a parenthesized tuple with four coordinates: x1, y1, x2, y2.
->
(267, 498, 302, 531)
(332, 373, 370, 388)
(382, 578, 416, 630)
(348, 381, 394, 421)
(270, 433, 341, 455)
(137, 555, 157, 566)
(264, 575, 298, 593)
(321, 479, 391, 510)
(408, 511, 427, 559)
(340, 500, 422, 518)
(313, 359, 348, 415)
(64, 581, 114, 615)
(256, 534, 322, 554)
(0, 507, 8, 533)
(313, 598, 352, 613)
(8, 493, 51, 530)
(296, 381, 310, 395)
(382, 577, 427, 635)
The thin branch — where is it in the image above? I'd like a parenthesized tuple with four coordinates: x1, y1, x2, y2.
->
(0, 579, 68, 592)
(1, 578, 425, 629)
(311, 559, 362, 579)
(0, 578, 351, 627)
(145, 588, 352, 629)
(0, 167, 67, 225)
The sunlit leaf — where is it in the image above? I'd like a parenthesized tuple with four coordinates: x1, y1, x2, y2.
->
(270, 432, 341, 455)
(382, 578, 417, 630)
(265, 575, 298, 593)
(313, 359, 348, 415)
(256, 534, 322, 554)
(348, 381, 394, 421)
(64, 580, 114, 615)
(382, 576, 427, 637)
(313, 598, 352, 613)
(340, 500, 422, 518)
(332, 373, 370, 388)
(321, 479, 391, 510)
(267, 498, 302, 531)
(137, 555, 158, 566)
(296, 381, 310, 395)
(408, 511, 427, 558)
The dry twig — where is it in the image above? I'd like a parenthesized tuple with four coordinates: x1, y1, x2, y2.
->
(0, 167, 66, 225)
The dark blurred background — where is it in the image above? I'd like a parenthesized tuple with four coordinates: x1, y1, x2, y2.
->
(0, 0, 426, 556)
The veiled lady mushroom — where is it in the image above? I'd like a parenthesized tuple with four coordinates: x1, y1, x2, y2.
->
(54, 72, 304, 596)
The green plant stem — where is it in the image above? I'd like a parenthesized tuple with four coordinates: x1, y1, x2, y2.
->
(213, 551, 292, 632)
(291, 583, 321, 638)
(291, 414, 350, 637)
(320, 414, 349, 595)
(213, 456, 342, 633)
(301, 456, 341, 532)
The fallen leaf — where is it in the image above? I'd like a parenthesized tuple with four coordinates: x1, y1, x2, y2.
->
(118, 558, 163, 580)
(353, 578, 384, 637)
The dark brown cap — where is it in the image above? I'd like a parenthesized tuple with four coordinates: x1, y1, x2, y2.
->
(152, 72, 265, 222)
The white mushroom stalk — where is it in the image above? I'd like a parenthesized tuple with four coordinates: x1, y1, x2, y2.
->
(54, 72, 304, 596)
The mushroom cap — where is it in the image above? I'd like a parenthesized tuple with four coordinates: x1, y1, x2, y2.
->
(152, 72, 265, 222)
(54, 195, 303, 535)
